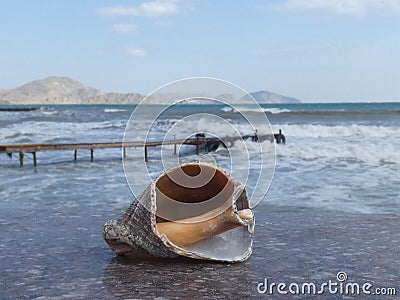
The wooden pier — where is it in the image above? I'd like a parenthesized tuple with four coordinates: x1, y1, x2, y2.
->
(0, 134, 276, 167)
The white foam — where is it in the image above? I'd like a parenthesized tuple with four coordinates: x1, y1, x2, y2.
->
(272, 124, 400, 139)
(239, 106, 290, 114)
(1, 120, 127, 143)
(220, 106, 233, 112)
(104, 108, 127, 113)
(41, 110, 58, 116)
(277, 143, 400, 164)
(223, 106, 291, 114)
(263, 108, 291, 114)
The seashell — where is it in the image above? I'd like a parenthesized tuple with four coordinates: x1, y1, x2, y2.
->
(103, 162, 255, 262)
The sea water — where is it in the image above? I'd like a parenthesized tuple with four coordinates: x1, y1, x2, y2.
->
(0, 102, 399, 215)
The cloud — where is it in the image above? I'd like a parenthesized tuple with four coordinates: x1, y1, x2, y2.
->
(98, 0, 184, 18)
(124, 47, 147, 57)
(111, 24, 138, 35)
(276, 0, 400, 16)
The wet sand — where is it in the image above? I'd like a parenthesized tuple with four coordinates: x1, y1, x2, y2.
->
(1, 206, 399, 299)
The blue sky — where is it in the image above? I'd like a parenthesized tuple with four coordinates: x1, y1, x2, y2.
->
(1, 0, 400, 102)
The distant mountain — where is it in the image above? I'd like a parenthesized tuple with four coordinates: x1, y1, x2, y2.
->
(243, 91, 301, 104)
(0, 77, 103, 104)
(85, 92, 143, 104)
(215, 93, 236, 102)
(0, 77, 301, 104)
(0, 77, 145, 105)
(0, 88, 9, 104)
(0, 88, 7, 103)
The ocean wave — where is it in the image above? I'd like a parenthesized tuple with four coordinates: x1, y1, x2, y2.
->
(276, 143, 400, 164)
(5, 131, 36, 139)
(220, 107, 233, 112)
(91, 121, 126, 129)
(1, 120, 127, 144)
(39, 106, 55, 111)
(272, 124, 400, 139)
(271, 108, 400, 116)
(220, 106, 291, 114)
(41, 110, 58, 116)
(263, 108, 291, 114)
(104, 108, 127, 113)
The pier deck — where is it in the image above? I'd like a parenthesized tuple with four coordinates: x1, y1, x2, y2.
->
(0, 134, 274, 167)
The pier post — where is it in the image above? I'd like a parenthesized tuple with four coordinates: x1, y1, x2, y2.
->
(144, 145, 148, 162)
(196, 135, 200, 155)
(19, 152, 24, 167)
(173, 135, 177, 156)
(74, 150, 77, 161)
(32, 152, 37, 167)
(123, 147, 126, 159)
(90, 149, 94, 162)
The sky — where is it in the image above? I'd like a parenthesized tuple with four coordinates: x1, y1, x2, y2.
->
(1, 0, 400, 102)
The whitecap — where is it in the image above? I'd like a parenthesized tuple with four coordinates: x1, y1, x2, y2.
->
(104, 108, 127, 113)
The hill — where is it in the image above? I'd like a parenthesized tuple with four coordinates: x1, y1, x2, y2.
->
(243, 91, 300, 104)
(0, 77, 106, 104)
(0, 77, 300, 104)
